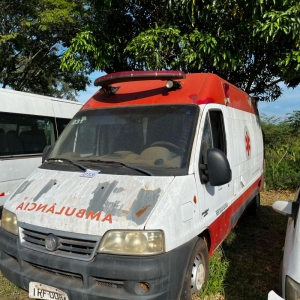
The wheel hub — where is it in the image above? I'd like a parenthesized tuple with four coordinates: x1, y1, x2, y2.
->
(191, 254, 205, 294)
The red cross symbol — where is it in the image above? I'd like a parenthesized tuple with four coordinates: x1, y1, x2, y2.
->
(245, 131, 251, 157)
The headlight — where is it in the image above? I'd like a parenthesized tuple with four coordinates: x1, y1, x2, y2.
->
(98, 230, 165, 255)
(286, 276, 300, 300)
(1, 208, 18, 235)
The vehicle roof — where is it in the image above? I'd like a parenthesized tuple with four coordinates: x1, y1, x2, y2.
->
(81, 72, 257, 115)
(0, 88, 82, 118)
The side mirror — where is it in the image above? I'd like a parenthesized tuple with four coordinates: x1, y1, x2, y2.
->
(272, 200, 299, 219)
(42, 145, 53, 163)
(206, 148, 232, 186)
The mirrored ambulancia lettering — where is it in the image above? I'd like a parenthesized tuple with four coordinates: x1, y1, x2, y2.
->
(15, 202, 112, 223)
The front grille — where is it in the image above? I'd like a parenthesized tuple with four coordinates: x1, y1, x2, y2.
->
(20, 224, 100, 261)
(26, 261, 83, 283)
(93, 278, 124, 289)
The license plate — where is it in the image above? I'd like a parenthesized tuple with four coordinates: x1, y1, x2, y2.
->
(29, 282, 69, 300)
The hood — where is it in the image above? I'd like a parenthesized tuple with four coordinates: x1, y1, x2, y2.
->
(5, 168, 174, 236)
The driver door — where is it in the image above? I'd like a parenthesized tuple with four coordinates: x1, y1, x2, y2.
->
(195, 105, 231, 248)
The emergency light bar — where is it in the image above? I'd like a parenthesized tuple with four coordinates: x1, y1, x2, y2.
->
(94, 70, 186, 87)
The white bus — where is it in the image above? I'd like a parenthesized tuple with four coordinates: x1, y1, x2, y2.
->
(0, 88, 82, 206)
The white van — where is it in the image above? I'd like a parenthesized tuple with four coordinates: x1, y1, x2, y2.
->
(268, 188, 300, 300)
(0, 71, 264, 300)
(0, 88, 82, 206)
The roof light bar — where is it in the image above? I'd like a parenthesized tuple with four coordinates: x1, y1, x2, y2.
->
(94, 71, 186, 87)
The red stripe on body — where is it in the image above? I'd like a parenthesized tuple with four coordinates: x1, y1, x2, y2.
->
(207, 176, 263, 256)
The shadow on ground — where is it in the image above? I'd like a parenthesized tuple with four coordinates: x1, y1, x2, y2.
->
(221, 205, 287, 300)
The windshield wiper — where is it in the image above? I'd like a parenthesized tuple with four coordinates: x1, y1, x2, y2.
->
(79, 159, 153, 176)
(46, 158, 87, 172)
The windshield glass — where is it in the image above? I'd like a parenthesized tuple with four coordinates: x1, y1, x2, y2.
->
(48, 105, 198, 175)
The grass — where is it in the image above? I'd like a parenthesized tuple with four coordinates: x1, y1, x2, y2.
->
(196, 247, 228, 300)
(0, 274, 29, 300)
(0, 190, 294, 300)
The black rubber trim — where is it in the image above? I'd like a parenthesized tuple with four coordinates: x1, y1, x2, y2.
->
(230, 189, 258, 228)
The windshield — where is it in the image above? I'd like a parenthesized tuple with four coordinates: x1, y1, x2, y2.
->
(48, 105, 198, 175)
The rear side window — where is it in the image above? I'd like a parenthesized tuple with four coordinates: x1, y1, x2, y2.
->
(0, 112, 56, 156)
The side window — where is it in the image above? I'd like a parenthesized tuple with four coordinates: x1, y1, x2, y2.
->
(209, 111, 226, 154)
(0, 112, 55, 156)
(199, 110, 226, 182)
(199, 114, 213, 165)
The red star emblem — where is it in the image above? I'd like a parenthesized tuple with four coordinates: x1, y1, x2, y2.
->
(245, 131, 251, 157)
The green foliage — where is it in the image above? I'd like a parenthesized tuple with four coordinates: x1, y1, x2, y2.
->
(61, 30, 103, 72)
(200, 247, 229, 298)
(61, 0, 300, 102)
(286, 110, 300, 132)
(0, 0, 89, 99)
(261, 111, 300, 190)
(60, 1, 165, 74)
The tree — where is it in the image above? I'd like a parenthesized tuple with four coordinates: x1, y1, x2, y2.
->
(0, 0, 89, 100)
(61, 0, 300, 102)
(286, 110, 300, 133)
(61, 1, 165, 73)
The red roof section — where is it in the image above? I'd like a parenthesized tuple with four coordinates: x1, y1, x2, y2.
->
(81, 72, 257, 114)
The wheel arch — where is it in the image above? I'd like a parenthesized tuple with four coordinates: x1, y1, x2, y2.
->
(199, 229, 212, 255)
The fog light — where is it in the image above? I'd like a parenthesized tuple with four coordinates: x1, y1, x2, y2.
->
(286, 275, 300, 300)
(140, 282, 150, 292)
(134, 282, 150, 294)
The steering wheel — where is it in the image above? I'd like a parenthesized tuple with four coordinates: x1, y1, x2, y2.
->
(150, 141, 184, 155)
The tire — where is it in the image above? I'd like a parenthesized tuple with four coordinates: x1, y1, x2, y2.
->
(248, 193, 260, 216)
(181, 238, 209, 300)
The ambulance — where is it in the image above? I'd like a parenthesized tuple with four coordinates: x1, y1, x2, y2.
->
(0, 71, 264, 300)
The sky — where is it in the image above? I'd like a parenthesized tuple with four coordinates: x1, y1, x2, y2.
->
(258, 84, 300, 118)
(78, 71, 300, 118)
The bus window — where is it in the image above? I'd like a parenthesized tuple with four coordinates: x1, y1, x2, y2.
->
(0, 88, 82, 207)
(0, 112, 56, 156)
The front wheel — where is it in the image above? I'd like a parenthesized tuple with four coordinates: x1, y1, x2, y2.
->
(181, 238, 209, 300)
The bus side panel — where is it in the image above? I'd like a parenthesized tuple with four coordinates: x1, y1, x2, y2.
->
(51, 99, 83, 119)
(0, 157, 42, 206)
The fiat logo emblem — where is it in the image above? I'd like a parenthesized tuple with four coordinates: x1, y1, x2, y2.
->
(45, 235, 58, 252)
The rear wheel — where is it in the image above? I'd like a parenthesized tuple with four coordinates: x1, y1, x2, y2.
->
(181, 238, 209, 300)
(248, 193, 260, 216)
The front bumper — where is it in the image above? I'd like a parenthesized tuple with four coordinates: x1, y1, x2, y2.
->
(0, 227, 195, 300)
